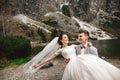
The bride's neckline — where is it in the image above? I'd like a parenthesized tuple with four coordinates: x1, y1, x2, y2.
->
(62, 44, 68, 48)
(63, 46, 68, 48)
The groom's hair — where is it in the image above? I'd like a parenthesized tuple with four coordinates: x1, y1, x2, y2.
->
(78, 29, 89, 37)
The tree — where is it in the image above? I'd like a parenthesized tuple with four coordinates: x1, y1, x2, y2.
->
(51, 29, 58, 39)
(38, 28, 46, 42)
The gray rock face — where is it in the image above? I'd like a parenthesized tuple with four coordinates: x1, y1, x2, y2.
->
(1, 0, 120, 21)
(0, 0, 64, 19)
(0, 0, 120, 37)
(43, 12, 80, 34)
(68, 0, 120, 22)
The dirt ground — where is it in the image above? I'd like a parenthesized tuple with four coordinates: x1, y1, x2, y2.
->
(0, 57, 120, 80)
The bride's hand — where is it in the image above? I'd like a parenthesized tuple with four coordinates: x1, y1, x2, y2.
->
(33, 64, 39, 69)
(64, 58, 70, 63)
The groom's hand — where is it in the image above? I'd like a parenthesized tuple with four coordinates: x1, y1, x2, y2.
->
(64, 58, 70, 63)
(87, 42, 93, 47)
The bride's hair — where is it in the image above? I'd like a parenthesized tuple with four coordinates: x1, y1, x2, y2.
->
(58, 33, 68, 46)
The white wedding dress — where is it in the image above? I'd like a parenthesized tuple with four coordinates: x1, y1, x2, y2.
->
(55, 45, 120, 80)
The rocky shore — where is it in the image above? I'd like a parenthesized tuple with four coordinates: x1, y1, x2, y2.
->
(0, 57, 120, 80)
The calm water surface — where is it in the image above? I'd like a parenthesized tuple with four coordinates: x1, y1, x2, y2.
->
(91, 38, 120, 57)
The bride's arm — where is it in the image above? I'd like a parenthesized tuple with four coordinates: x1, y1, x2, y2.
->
(33, 54, 57, 68)
(33, 49, 62, 68)
(71, 44, 77, 47)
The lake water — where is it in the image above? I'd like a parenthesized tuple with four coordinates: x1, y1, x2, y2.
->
(34, 38, 120, 58)
(91, 37, 120, 57)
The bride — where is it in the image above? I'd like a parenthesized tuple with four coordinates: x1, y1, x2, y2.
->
(24, 31, 120, 80)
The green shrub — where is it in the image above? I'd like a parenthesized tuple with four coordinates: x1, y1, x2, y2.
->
(62, 5, 71, 17)
(0, 36, 32, 60)
(51, 29, 58, 39)
(0, 57, 31, 69)
(42, 20, 58, 27)
(38, 28, 47, 42)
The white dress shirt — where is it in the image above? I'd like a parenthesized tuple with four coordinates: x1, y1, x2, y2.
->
(80, 43, 87, 55)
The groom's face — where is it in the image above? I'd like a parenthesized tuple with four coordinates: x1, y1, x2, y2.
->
(78, 33, 88, 43)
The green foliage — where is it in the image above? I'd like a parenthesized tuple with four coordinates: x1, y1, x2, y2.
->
(51, 29, 58, 39)
(0, 57, 31, 69)
(9, 57, 31, 65)
(38, 28, 47, 42)
(97, 10, 120, 28)
(27, 29, 34, 37)
(32, 45, 44, 55)
(0, 36, 32, 60)
(110, 17, 120, 28)
(42, 19, 58, 27)
(62, 5, 71, 17)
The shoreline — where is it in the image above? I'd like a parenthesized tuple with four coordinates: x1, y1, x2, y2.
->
(0, 57, 120, 80)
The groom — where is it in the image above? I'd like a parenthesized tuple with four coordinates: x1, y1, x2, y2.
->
(65, 29, 98, 63)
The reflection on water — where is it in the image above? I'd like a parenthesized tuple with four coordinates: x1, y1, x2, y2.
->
(91, 38, 120, 57)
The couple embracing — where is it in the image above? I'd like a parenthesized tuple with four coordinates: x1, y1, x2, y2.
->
(25, 29, 120, 80)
